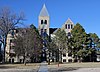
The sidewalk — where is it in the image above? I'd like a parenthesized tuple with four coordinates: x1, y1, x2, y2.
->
(38, 62, 48, 72)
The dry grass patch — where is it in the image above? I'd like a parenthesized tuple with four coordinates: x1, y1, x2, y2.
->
(0, 63, 40, 69)
(48, 62, 100, 68)
(48, 62, 100, 72)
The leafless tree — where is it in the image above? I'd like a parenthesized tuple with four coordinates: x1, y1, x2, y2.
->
(14, 28, 33, 65)
(0, 7, 25, 62)
(14, 26, 42, 65)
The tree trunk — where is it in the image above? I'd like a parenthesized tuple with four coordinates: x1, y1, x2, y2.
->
(24, 52, 27, 66)
(72, 55, 74, 62)
(90, 55, 91, 62)
(59, 51, 62, 63)
(24, 59, 26, 66)
(48, 59, 50, 65)
(80, 57, 83, 62)
(3, 35, 7, 63)
(77, 56, 80, 63)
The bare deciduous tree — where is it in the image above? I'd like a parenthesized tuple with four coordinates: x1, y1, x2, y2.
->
(14, 28, 33, 65)
(0, 7, 25, 62)
(14, 25, 42, 65)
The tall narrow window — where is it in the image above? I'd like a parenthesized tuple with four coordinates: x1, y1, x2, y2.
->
(63, 53, 66, 57)
(65, 24, 67, 29)
(71, 25, 73, 29)
(41, 20, 43, 24)
(45, 20, 47, 24)
(9, 59, 11, 63)
(10, 39, 12, 43)
(68, 24, 70, 29)
(63, 59, 66, 62)
(12, 58, 14, 63)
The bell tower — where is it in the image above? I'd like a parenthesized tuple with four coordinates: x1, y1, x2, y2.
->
(38, 4, 49, 35)
(38, 4, 50, 61)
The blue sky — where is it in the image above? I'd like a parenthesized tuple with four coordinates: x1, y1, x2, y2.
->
(0, 0, 100, 37)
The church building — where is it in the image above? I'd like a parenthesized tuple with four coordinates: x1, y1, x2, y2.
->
(38, 4, 74, 62)
(5, 4, 74, 63)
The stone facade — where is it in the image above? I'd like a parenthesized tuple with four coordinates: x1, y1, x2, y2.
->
(5, 30, 17, 63)
(61, 18, 74, 34)
(5, 30, 24, 63)
(61, 18, 74, 63)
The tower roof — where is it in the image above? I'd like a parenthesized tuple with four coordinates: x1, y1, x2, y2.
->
(39, 4, 49, 16)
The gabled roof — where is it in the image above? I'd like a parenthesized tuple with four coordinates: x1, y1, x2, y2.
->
(61, 18, 74, 29)
(65, 18, 74, 24)
(39, 4, 49, 16)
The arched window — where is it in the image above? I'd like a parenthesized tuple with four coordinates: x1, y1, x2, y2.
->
(65, 24, 67, 29)
(45, 20, 47, 24)
(41, 20, 43, 24)
(68, 24, 70, 29)
(71, 25, 73, 29)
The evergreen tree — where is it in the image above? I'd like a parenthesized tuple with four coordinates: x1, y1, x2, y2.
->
(71, 23, 87, 62)
(88, 33, 99, 48)
(87, 33, 99, 61)
(54, 28, 67, 62)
